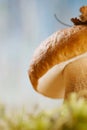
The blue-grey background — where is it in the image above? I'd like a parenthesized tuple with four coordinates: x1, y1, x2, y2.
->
(0, 0, 87, 110)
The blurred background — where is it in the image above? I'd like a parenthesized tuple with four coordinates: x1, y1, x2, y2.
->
(0, 0, 87, 110)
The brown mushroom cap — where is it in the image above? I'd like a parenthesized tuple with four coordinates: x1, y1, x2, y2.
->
(28, 25, 87, 98)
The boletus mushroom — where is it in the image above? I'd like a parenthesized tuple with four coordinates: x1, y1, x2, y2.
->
(28, 6, 87, 99)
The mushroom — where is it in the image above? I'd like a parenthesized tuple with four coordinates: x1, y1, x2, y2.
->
(28, 6, 87, 99)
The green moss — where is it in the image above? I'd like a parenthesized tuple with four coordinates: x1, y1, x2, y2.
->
(0, 93, 87, 130)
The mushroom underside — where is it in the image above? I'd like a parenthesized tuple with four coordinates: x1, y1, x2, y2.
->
(37, 53, 87, 99)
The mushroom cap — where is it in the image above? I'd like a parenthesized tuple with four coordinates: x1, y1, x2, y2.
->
(28, 25, 87, 98)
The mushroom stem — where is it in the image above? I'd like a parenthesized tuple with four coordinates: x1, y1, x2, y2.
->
(63, 55, 87, 99)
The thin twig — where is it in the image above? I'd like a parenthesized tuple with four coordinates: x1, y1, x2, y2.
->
(54, 14, 72, 27)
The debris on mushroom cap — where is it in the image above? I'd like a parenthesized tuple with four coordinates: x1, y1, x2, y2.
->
(80, 6, 87, 21)
(71, 6, 87, 25)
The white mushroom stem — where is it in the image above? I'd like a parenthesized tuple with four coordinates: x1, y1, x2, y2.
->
(64, 55, 87, 99)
